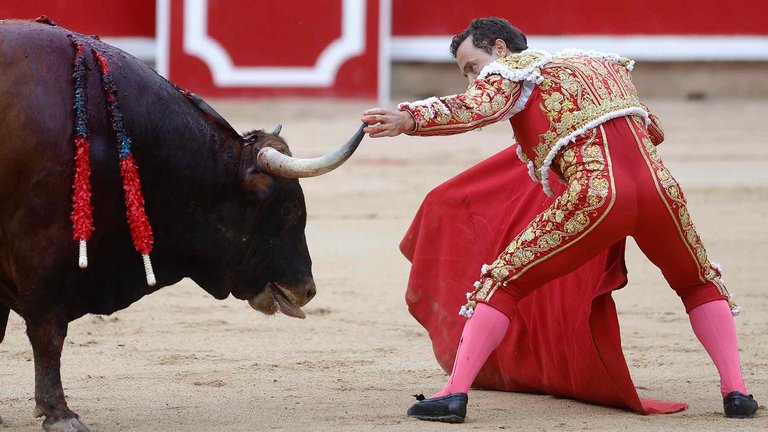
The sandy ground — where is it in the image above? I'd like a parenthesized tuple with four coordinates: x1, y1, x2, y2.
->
(1, 98, 767, 431)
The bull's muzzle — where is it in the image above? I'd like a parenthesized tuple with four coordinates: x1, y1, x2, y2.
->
(247, 279, 316, 319)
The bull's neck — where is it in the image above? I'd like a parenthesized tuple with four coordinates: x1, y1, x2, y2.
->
(138, 123, 242, 205)
(126, 100, 245, 263)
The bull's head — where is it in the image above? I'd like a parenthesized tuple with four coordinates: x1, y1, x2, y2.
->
(200, 124, 365, 319)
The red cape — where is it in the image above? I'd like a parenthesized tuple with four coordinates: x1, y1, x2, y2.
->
(400, 147, 686, 414)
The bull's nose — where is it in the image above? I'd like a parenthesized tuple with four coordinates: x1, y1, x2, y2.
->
(303, 281, 317, 303)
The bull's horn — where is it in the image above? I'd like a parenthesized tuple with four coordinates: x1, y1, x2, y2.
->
(256, 123, 366, 178)
(272, 124, 282, 136)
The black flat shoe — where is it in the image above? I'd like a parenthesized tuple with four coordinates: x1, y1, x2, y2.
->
(407, 393, 468, 423)
(723, 391, 758, 418)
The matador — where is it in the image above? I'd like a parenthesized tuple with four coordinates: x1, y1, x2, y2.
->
(362, 17, 758, 423)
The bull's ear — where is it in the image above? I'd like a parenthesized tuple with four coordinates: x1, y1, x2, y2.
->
(243, 167, 276, 201)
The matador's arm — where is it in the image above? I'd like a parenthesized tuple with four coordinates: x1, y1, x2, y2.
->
(398, 75, 523, 136)
(641, 103, 665, 146)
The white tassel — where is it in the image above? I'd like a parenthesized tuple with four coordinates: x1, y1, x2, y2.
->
(399, 96, 450, 118)
(78, 240, 88, 269)
(711, 261, 725, 282)
(517, 144, 540, 182)
(458, 304, 475, 319)
(529, 71, 545, 85)
(142, 254, 156, 286)
(727, 292, 742, 316)
(541, 168, 555, 197)
(527, 161, 539, 182)
(711, 261, 739, 315)
(481, 264, 490, 275)
(516, 144, 526, 162)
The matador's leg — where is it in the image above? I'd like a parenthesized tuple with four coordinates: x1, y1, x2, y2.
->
(623, 116, 751, 408)
(623, 115, 730, 312)
(468, 126, 635, 316)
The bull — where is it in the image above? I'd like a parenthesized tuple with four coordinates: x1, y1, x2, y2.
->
(0, 19, 363, 432)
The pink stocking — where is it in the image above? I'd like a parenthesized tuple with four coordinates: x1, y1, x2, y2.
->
(689, 300, 747, 397)
(433, 303, 510, 398)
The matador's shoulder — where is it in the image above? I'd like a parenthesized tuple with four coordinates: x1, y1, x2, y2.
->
(497, 50, 551, 70)
(477, 49, 552, 83)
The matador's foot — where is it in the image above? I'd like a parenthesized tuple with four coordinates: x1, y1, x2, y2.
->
(407, 393, 468, 423)
(723, 391, 758, 418)
(42, 416, 92, 432)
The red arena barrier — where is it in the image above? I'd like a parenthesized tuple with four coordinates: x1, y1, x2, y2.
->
(157, 0, 389, 99)
(1, 0, 766, 99)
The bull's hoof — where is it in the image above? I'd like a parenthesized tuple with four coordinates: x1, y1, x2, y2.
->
(42, 416, 92, 432)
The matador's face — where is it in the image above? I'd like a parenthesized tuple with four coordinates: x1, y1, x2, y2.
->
(456, 35, 509, 85)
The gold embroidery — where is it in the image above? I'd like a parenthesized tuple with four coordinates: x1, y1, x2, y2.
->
(405, 52, 644, 153)
(474, 127, 617, 302)
(529, 57, 644, 170)
(495, 51, 549, 70)
(408, 76, 521, 134)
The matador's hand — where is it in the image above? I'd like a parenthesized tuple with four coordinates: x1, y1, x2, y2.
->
(361, 108, 416, 138)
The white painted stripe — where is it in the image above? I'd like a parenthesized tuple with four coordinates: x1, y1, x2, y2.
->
(391, 35, 768, 62)
(102, 37, 157, 63)
(183, 0, 366, 87)
(98, 33, 768, 76)
(378, 0, 393, 106)
(155, 0, 170, 76)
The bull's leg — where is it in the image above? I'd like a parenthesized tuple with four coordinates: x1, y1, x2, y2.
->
(26, 318, 91, 432)
(0, 305, 8, 343)
(0, 306, 7, 426)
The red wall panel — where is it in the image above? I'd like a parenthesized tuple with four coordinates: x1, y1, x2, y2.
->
(392, 0, 768, 36)
(0, 1, 155, 36)
(4, 1, 765, 99)
(4, 1, 765, 42)
(207, 0, 342, 66)
(165, 0, 381, 98)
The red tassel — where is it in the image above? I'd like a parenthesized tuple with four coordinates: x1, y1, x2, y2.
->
(119, 155, 154, 255)
(71, 136, 94, 241)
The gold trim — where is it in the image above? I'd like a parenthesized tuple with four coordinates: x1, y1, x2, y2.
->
(515, 125, 617, 279)
(625, 116, 729, 297)
(624, 116, 706, 284)
(483, 124, 618, 301)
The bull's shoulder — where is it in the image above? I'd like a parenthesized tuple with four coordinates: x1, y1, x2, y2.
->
(176, 88, 239, 137)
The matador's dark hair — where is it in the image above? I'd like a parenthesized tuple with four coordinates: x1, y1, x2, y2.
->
(449, 17, 528, 58)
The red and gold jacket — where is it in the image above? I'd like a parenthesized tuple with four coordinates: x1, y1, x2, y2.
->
(399, 49, 665, 196)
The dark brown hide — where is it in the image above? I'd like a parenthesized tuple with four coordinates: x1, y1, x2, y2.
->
(0, 19, 315, 431)
(0, 306, 8, 343)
